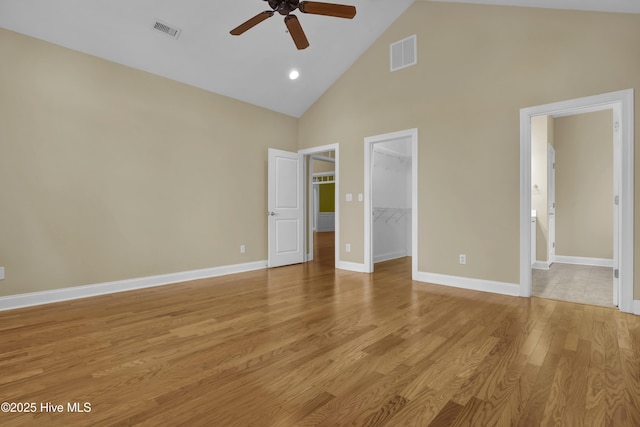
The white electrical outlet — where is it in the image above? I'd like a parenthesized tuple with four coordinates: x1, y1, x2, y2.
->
(240, 245, 246, 254)
(459, 254, 466, 265)
(0, 267, 4, 280)
(345, 243, 351, 253)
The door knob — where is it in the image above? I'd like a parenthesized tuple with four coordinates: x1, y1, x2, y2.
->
(269, 211, 277, 216)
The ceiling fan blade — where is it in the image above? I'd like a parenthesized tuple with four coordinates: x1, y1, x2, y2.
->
(284, 15, 309, 50)
(298, 1, 356, 19)
(230, 11, 274, 35)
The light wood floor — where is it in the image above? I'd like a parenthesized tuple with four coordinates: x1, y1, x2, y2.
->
(1, 232, 639, 426)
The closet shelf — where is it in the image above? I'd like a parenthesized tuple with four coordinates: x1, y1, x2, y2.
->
(373, 207, 411, 223)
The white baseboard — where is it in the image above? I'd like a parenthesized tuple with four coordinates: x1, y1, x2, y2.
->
(0, 260, 267, 312)
(554, 256, 613, 268)
(532, 261, 551, 270)
(374, 251, 407, 264)
(414, 271, 520, 297)
(634, 300, 640, 316)
(336, 261, 368, 273)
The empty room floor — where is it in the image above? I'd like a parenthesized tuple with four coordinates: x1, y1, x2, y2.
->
(532, 263, 614, 307)
(1, 253, 638, 424)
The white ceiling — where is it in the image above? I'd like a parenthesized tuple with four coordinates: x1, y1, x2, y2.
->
(1, 0, 638, 118)
(430, 0, 640, 14)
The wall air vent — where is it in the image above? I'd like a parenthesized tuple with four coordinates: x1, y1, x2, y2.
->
(153, 20, 181, 39)
(390, 35, 417, 72)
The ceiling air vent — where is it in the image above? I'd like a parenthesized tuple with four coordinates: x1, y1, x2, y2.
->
(390, 35, 417, 72)
(153, 19, 181, 39)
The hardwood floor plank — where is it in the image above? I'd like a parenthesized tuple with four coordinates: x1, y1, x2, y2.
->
(604, 315, 628, 426)
(517, 351, 561, 426)
(429, 399, 464, 426)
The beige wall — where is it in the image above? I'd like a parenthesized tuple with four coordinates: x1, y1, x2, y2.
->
(313, 158, 335, 173)
(531, 115, 551, 262)
(298, 2, 640, 295)
(555, 110, 613, 259)
(0, 28, 298, 297)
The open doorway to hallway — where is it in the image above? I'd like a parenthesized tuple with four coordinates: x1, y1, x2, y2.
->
(310, 150, 336, 266)
(300, 144, 339, 268)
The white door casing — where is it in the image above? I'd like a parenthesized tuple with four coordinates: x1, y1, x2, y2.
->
(268, 148, 304, 268)
(364, 128, 418, 277)
(519, 89, 634, 313)
(613, 107, 621, 306)
(548, 144, 556, 264)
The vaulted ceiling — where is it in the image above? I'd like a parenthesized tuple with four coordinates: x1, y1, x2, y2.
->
(1, 0, 638, 117)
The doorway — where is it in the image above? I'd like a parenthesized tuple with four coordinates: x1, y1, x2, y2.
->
(300, 144, 340, 267)
(531, 110, 615, 307)
(520, 89, 634, 313)
(309, 150, 336, 265)
(364, 128, 418, 277)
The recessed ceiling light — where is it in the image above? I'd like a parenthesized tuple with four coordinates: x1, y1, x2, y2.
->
(289, 70, 300, 80)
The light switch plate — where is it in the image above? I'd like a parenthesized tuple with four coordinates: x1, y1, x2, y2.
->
(358, 193, 363, 202)
(0, 267, 4, 280)
(346, 193, 353, 202)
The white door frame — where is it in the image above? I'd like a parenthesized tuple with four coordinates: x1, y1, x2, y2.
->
(547, 144, 556, 264)
(299, 144, 339, 266)
(519, 89, 634, 313)
(364, 128, 418, 277)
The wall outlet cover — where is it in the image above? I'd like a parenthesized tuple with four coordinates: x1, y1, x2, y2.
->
(0, 267, 4, 280)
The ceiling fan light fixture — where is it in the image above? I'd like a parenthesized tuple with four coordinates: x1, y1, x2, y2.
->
(289, 69, 300, 80)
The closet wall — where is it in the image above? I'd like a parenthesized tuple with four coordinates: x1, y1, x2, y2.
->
(373, 142, 412, 263)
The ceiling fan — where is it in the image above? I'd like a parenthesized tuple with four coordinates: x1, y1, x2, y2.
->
(230, 0, 357, 50)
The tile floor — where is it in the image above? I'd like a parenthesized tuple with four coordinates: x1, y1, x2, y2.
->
(532, 263, 614, 307)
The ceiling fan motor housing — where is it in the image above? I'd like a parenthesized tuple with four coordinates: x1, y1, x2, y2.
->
(267, 0, 301, 15)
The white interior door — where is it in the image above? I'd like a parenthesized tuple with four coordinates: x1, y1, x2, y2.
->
(268, 148, 304, 267)
(548, 144, 556, 264)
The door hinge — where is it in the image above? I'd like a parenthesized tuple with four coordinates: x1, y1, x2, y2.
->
(614, 269, 619, 279)
(553, 242, 555, 248)
(614, 195, 619, 205)
(614, 121, 620, 132)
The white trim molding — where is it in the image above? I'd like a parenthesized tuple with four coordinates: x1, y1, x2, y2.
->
(0, 260, 266, 312)
(414, 271, 520, 297)
(553, 256, 614, 268)
(520, 89, 634, 313)
(374, 251, 408, 264)
(532, 261, 551, 270)
(634, 300, 640, 316)
(336, 261, 368, 273)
